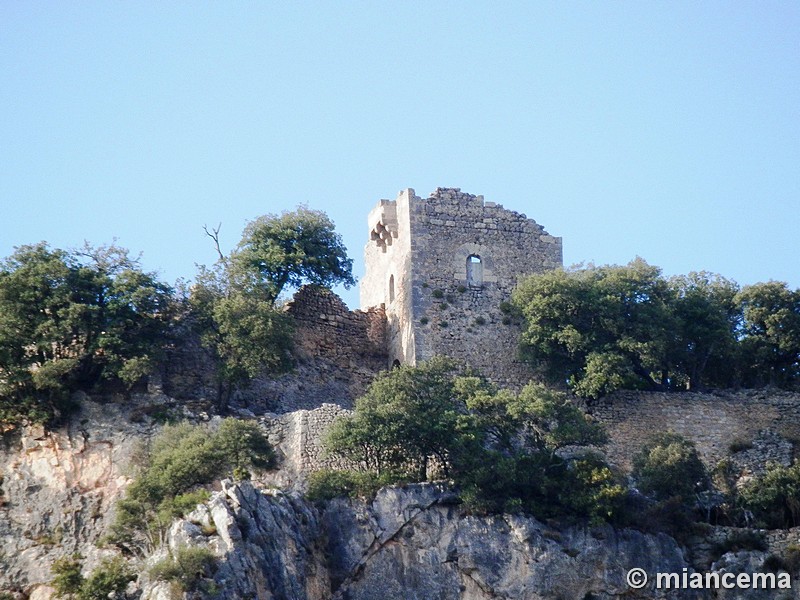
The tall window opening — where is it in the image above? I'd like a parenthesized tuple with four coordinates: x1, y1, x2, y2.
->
(389, 274, 395, 303)
(466, 255, 483, 286)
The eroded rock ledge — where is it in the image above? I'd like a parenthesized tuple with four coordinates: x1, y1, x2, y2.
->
(141, 482, 707, 600)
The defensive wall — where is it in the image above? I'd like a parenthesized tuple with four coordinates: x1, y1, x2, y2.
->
(589, 389, 800, 474)
(163, 285, 387, 412)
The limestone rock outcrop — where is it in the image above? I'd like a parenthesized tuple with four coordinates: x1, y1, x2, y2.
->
(0, 396, 155, 598)
(141, 481, 706, 600)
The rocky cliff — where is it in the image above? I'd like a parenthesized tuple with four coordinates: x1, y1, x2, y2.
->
(0, 396, 156, 599)
(141, 481, 706, 600)
(2, 397, 799, 600)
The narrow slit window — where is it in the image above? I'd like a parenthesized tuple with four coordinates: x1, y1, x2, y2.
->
(389, 274, 395, 303)
(466, 255, 483, 286)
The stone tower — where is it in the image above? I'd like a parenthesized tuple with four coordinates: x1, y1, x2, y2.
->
(361, 187, 562, 385)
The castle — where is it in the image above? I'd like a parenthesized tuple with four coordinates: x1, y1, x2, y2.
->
(360, 187, 562, 385)
(162, 186, 800, 480)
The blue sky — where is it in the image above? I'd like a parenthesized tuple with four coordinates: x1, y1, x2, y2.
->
(2, 2, 798, 308)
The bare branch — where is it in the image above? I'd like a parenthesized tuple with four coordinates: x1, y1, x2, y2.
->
(203, 223, 225, 262)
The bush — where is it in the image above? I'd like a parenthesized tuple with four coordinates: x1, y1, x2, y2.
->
(711, 529, 768, 558)
(51, 555, 133, 600)
(79, 557, 134, 600)
(109, 419, 274, 554)
(150, 546, 216, 594)
(432, 289, 444, 299)
(729, 438, 753, 453)
(51, 555, 83, 597)
(784, 544, 800, 574)
(306, 469, 405, 501)
(739, 460, 800, 528)
(763, 554, 789, 574)
(632, 433, 708, 501)
(323, 360, 615, 524)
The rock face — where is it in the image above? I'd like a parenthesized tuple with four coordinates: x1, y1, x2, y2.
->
(141, 482, 707, 600)
(5, 397, 800, 599)
(0, 397, 154, 598)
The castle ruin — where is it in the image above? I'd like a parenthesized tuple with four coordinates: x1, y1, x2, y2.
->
(360, 187, 562, 385)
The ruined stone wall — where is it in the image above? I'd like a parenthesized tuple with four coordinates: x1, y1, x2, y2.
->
(407, 188, 562, 387)
(286, 285, 387, 376)
(163, 286, 388, 413)
(259, 403, 357, 490)
(589, 390, 800, 472)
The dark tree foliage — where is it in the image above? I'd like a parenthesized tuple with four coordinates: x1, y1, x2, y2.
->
(632, 432, 709, 501)
(232, 206, 355, 304)
(191, 207, 354, 409)
(739, 460, 800, 529)
(0, 242, 173, 425)
(512, 259, 677, 397)
(736, 282, 800, 388)
(667, 272, 740, 389)
(322, 359, 623, 523)
(512, 259, 800, 397)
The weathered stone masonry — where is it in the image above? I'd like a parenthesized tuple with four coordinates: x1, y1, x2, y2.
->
(590, 389, 800, 473)
(361, 187, 562, 386)
(286, 285, 387, 378)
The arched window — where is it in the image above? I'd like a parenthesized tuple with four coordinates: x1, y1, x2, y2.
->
(466, 255, 483, 286)
(392, 359, 401, 369)
(389, 274, 395, 303)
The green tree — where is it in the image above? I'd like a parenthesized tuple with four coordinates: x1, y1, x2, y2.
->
(631, 432, 708, 501)
(326, 357, 461, 479)
(231, 206, 355, 304)
(512, 259, 677, 397)
(667, 272, 740, 390)
(191, 262, 294, 410)
(0, 242, 173, 425)
(737, 281, 800, 388)
(323, 359, 619, 522)
(192, 207, 354, 409)
(740, 460, 800, 529)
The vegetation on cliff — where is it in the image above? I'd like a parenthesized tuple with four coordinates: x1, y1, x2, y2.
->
(191, 206, 355, 409)
(108, 419, 274, 555)
(513, 259, 800, 397)
(0, 242, 173, 425)
(315, 358, 626, 523)
(0, 207, 356, 424)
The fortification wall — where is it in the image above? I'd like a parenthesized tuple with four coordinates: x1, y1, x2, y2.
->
(163, 286, 388, 413)
(589, 390, 800, 473)
(260, 403, 357, 490)
(408, 188, 562, 387)
(243, 286, 388, 413)
(259, 390, 800, 491)
(286, 285, 387, 375)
